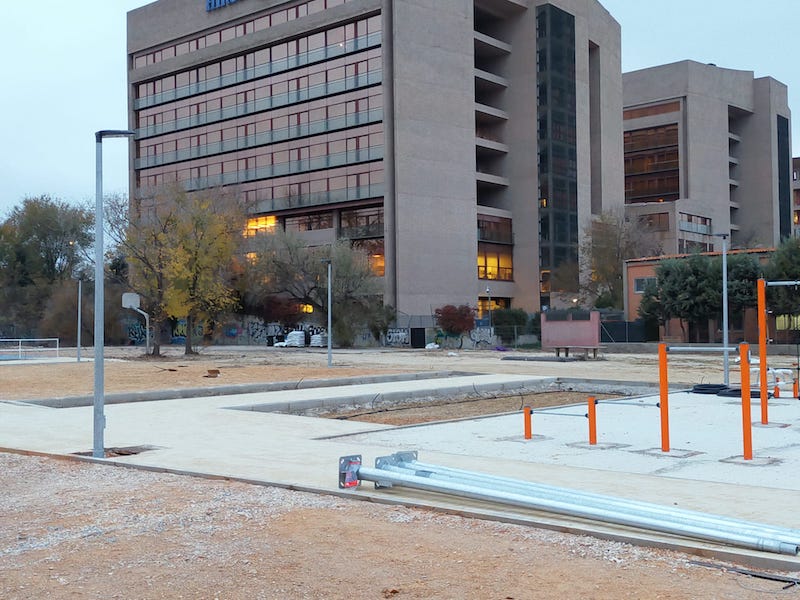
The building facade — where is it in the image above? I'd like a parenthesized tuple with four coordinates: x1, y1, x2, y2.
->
(127, 0, 623, 324)
(793, 157, 800, 236)
(622, 61, 792, 255)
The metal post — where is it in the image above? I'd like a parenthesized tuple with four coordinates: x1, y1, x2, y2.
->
(93, 130, 135, 459)
(740, 343, 753, 460)
(76, 279, 82, 363)
(486, 286, 492, 331)
(719, 234, 730, 386)
(658, 343, 670, 452)
(327, 259, 332, 368)
(757, 278, 768, 424)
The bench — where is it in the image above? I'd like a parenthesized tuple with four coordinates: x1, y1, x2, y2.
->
(550, 345, 605, 359)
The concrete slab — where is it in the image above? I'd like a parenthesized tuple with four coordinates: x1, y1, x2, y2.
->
(2, 373, 800, 570)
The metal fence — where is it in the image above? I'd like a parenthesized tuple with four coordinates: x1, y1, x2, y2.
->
(0, 338, 60, 360)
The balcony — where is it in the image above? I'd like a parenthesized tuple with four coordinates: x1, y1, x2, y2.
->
(474, 31, 511, 59)
(475, 103, 508, 125)
(474, 0, 526, 18)
(476, 171, 509, 188)
(476, 136, 508, 155)
(478, 228, 513, 244)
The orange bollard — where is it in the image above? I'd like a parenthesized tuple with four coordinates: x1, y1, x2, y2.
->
(774, 385, 781, 398)
(523, 406, 532, 440)
(658, 343, 670, 452)
(740, 343, 753, 460)
(587, 396, 597, 445)
(794, 379, 798, 399)
(757, 279, 769, 424)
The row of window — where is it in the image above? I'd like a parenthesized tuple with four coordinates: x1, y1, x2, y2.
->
(623, 101, 680, 121)
(137, 49, 380, 124)
(136, 57, 381, 138)
(625, 149, 679, 177)
(625, 173, 680, 203)
(135, 17, 381, 109)
(245, 205, 383, 237)
(132, 0, 356, 69)
(233, 162, 385, 213)
(137, 91, 382, 169)
(624, 124, 679, 153)
(139, 125, 382, 189)
(678, 212, 712, 235)
(639, 212, 669, 232)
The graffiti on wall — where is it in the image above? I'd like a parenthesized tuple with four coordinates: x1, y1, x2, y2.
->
(385, 328, 410, 346)
(126, 318, 148, 345)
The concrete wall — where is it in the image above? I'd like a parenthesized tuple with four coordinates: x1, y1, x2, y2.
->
(385, 0, 478, 316)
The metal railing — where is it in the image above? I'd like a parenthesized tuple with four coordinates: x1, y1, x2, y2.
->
(0, 338, 60, 360)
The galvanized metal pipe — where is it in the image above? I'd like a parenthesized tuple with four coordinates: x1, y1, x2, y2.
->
(348, 453, 800, 555)
(386, 458, 800, 547)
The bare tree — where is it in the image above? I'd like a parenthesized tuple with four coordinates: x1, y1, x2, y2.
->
(580, 209, 662, 309)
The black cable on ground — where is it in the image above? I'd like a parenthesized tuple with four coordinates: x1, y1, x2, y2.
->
(717, 387, 772, 399)
(691, 383, 729, 395)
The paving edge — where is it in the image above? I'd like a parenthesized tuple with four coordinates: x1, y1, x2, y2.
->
(17, 371, 474, 408)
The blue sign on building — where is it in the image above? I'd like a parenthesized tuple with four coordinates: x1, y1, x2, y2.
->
(207, 0, 239, 11)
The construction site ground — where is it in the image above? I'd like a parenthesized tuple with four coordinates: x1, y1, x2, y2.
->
(2, 345, 800, 599)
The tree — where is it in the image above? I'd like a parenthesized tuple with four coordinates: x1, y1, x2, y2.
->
(163, 189, 245, 353)
(107, 185, 245, 355)
(710, 252, 761, 323)
(579, 210, 662, 309)
(434, 304, 476, 337)
(765, 237, 800, 316)
(490, 308, 529, 343)
(243, 229, 385, 347)
(637, 279, 669, 339)
(0, 196, 93, 336)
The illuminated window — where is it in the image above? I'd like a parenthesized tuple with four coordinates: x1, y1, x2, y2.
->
(477, 243, 513, 281)
(352, 238, 384, 276)
(244, 215, 277, 236)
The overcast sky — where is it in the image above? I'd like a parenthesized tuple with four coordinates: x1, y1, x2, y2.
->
(0, 0, 796, 216)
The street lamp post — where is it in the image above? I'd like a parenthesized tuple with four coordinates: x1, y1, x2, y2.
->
(76, 279, 82, 363)
(486, 286, 492, 331)
(94, 130, 135, 459)
(322, 259, 332, 368)
(715, 232, 730, 386)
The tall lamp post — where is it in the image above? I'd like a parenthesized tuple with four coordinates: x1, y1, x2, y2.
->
(714, 232, 730, 386)
(94, 130, 135, 458)
(322, 259, 333, 368)
(485, 286, 492, 330)
(76, 278, 82, 363)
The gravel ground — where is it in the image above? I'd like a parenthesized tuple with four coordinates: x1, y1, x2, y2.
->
(2, 452, 795, 600)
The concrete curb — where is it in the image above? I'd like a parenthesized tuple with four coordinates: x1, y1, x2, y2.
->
(20, 370, 473, 408)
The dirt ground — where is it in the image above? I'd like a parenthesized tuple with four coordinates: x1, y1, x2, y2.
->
(2, 346, 799, 598)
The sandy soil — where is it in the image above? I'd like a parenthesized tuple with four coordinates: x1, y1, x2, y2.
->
(0, 344, 759, 402)
(1, 453, 792, 600)
(2, 346, 798, 598)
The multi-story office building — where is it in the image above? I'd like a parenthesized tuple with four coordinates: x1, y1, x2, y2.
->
(623, 61, 792, 254)
(127, 0, 623, 324)
(793, 157, 800, 236)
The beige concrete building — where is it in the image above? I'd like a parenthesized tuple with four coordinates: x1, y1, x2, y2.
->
(127, 0, 624, 324)
(793, 157, 800, 237)
(623, 61, 792, 254)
